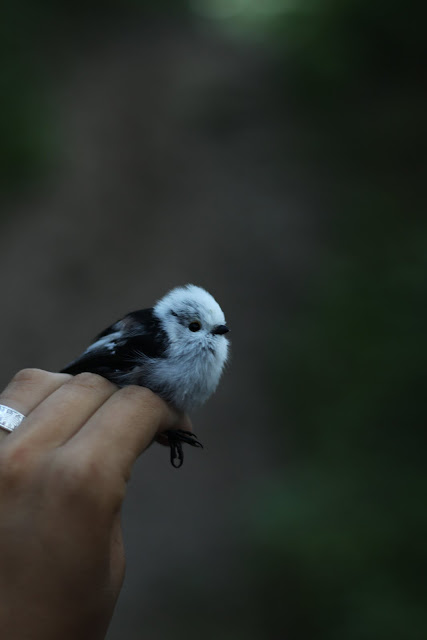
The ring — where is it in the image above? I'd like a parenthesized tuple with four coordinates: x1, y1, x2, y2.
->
(0, 404, 26, 433)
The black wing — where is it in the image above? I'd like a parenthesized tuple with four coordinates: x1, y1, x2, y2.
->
(61, 308, 168, 382)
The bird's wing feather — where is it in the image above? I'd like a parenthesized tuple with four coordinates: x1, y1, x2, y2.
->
(61, 308, 168, 381)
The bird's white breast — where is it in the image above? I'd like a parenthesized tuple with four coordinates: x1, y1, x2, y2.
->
(145, 337, 228, 412)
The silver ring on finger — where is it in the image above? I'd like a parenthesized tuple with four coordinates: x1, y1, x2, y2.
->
(0, 404, 26, 433)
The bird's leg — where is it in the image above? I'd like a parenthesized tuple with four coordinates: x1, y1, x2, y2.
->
(162, 430, 204, 468)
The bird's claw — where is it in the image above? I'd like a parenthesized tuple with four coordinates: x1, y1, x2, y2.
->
(163, 429, 204, 468)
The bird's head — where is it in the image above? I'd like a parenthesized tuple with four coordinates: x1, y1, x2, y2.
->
(154, 285, 229, 360)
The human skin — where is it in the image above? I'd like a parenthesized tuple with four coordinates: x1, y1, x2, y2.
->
(0, 368, 191, 640)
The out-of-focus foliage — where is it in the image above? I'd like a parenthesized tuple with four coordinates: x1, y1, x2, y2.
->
(0, 0, 189, 192)
(238, 1, 427, 639)
(248, 240, 427, 639)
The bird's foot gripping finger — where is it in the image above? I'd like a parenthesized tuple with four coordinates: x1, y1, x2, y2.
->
(162, 429, 204, 468)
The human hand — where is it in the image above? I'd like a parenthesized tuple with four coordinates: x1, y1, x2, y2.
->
(0, 369, 190, 640)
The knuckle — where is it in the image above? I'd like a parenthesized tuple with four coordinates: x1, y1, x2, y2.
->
(61, 457, 97, 488)
(59, 453, 107, 491)
(12, 368, 49, 386)
(11, 368, 71, 388)
(54, 455, 123, 511)
(68, 372, 116, 394)
(57, 458, 101, 498)
(0, 444, 35, 487)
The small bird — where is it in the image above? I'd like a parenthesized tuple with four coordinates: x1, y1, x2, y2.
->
(61, 285, 230, 467)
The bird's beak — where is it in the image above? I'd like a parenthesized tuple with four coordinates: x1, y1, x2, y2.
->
(212, 324, 230, 335)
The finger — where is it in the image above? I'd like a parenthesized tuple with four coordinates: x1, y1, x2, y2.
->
(7, 373, 118, 449)
(0, 369, 72, 443)
(67, 385, 190, 479)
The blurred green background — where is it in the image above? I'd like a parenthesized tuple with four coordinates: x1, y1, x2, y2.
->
(1, 1, 426, 639)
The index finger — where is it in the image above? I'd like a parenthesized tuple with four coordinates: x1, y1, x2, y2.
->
(65, 385, 191, 478)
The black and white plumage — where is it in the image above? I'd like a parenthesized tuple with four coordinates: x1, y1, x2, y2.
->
(61, 285, 230, 467)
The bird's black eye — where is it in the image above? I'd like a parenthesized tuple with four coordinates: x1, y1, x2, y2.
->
(189, 321, 201, 332)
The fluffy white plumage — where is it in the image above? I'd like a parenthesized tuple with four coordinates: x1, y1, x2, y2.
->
(63, 284, 230, 414)
(149, 285, 229, 411)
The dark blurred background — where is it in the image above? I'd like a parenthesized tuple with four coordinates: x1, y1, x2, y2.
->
(1, 1, 426, 638)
